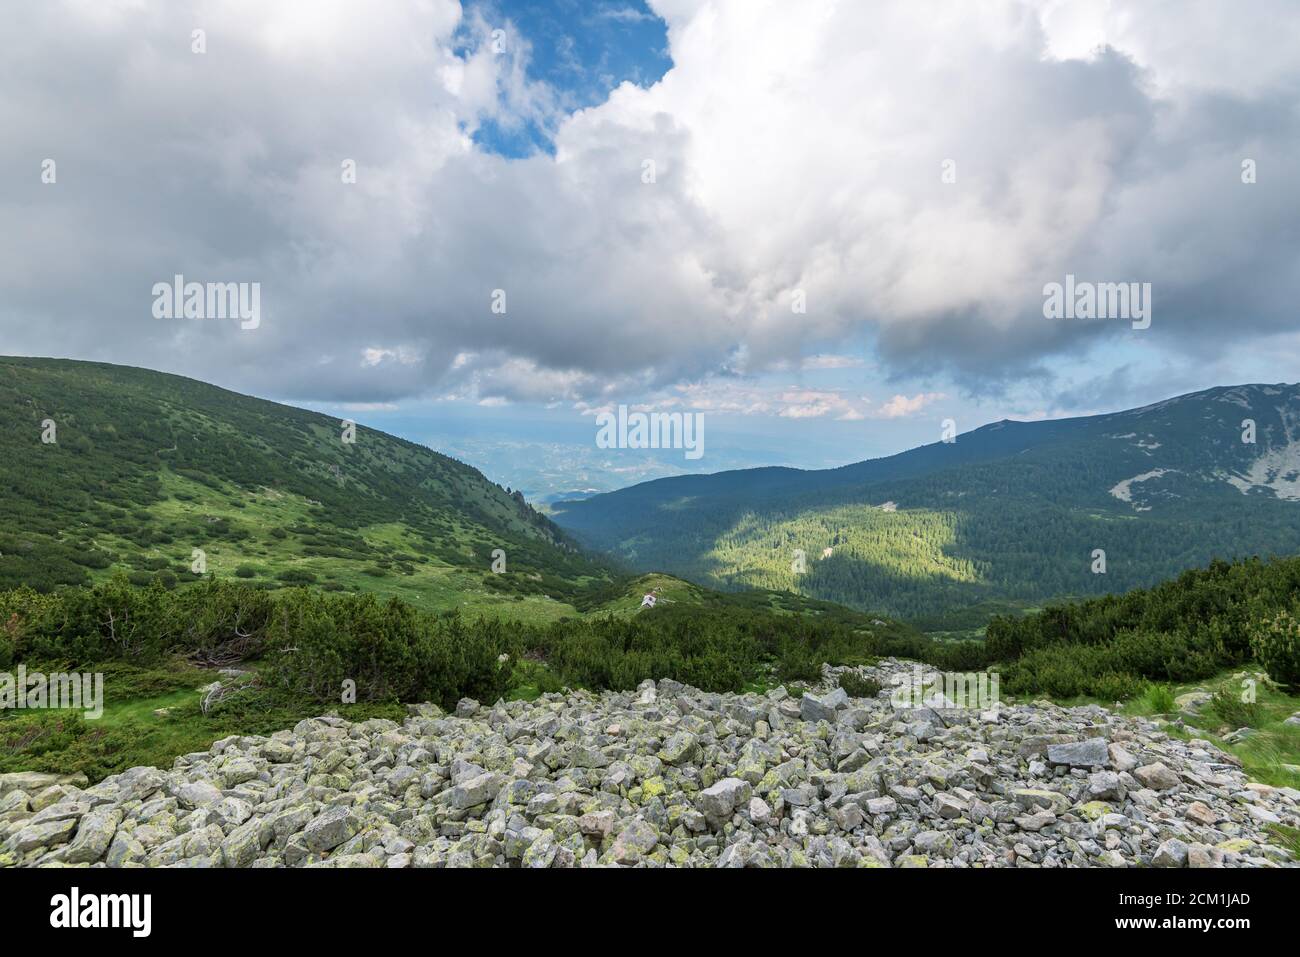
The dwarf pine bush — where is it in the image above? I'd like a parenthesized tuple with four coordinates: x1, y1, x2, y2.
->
(1250, 609, 1300, 689)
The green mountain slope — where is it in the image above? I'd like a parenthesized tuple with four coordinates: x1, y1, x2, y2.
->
(552, 383, 1300, 618)
(0, 356, 608, 619)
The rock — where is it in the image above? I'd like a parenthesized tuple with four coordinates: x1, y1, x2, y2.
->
(262, 739, 296, 763)
(0, 657, 1291, 870)
(657, 731, 699, 766)
(1134, 763, 1181, 791)
(697, 778, 752, 823)
(799, 692, 838, 724)
(1152, 838, 1189, 868)
(30, 785, 77, 812)
(1077, 801, 1112, 821)
(1046, 738, 1110, 768)
(1014, 811, 1056, 832)
(176, 780, 223, 809)
(1087, 771, 1122, 801)
(455, 698, 480, 718)
(29, 800, 90, 825)
(610, 819, 659, 864)
(0, 771, 88, 796)
(447, 772, 503, 809)
(578, 810, 616, 838)
(934, 794, 968, 819)
(1175, 691, 1213, 714)
(913, 830, 955, 858)
(522, 830, 558, 868)
(866, 797, 898, 816)
(213, 797, 253, 828)
(106, 832, 146, 868)
(1011, 788, 1069, 814)
(1187, 844, 1216, 868)
(1246, 805, 1280, 825)
(63, 808, 122, 864)
(219, 757, 259, 787)
(302, 806, 361, 852)
(221, 819, 267, 868)
(6, 817, 78, 853)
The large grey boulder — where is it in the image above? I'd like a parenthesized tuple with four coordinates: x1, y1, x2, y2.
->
(1046, 738, 1110, 768)
(1152, 838, 1189, 868)
(302, 806, 361, 852)
(6, 817, 78, 853)
(447, 772, 504, 809)
(176, 780, 223, 809)
(697, 778, 752, 823)
(63, 807, 122, 864)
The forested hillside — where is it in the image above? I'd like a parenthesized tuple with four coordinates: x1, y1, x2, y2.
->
(0, 357, 608, 618)
(554, 384, 1300, 618)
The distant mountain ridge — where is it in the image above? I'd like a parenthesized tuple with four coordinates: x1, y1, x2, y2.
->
(552, 383, 1300, 618)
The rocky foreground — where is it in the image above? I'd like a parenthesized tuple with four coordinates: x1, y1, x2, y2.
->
(2, 659, 1297, 868)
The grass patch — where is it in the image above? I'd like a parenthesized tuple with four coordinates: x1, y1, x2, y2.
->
(1093, 669, 1300, 789)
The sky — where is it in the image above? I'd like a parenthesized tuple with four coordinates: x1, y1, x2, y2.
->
(2, 0, 1298, 499)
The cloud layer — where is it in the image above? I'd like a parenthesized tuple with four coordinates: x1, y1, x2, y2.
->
(2, 0, 1296, 412)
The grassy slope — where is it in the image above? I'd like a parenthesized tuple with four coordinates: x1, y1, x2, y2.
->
(0, 356, 610, 622)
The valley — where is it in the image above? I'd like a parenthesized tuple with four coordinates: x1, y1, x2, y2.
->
(553, 384, 1300, 619)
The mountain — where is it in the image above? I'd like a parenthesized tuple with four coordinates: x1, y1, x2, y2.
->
(551, 383, 1300, 619)
(0, 356, 610, 619)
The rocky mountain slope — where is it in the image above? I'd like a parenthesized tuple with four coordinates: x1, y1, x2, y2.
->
(3, 660, 1295, 868)
(552, 383, 1300, 618)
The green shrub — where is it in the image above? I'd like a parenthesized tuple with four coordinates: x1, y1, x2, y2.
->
(0, 578, 877, 707)
(1091, 672, 1143, 702)
(838, 671, 881, 698)
(275, 569, 316, 584)
(775, 643, 824, 683)
(233, 566, 257, 578)
(1250, 609, 1300, 688)
(1208, 688, 1262, 728)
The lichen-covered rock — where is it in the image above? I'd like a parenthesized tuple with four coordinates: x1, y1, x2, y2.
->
(697, 778, 752, 824)
(1046, 738, 1110, 768)
(302, 806, 361, 852)
(63, 807, 122, 864)
(6, 817, 78, 854)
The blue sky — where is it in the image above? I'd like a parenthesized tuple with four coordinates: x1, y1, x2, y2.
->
(462, 0, 671, 157)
